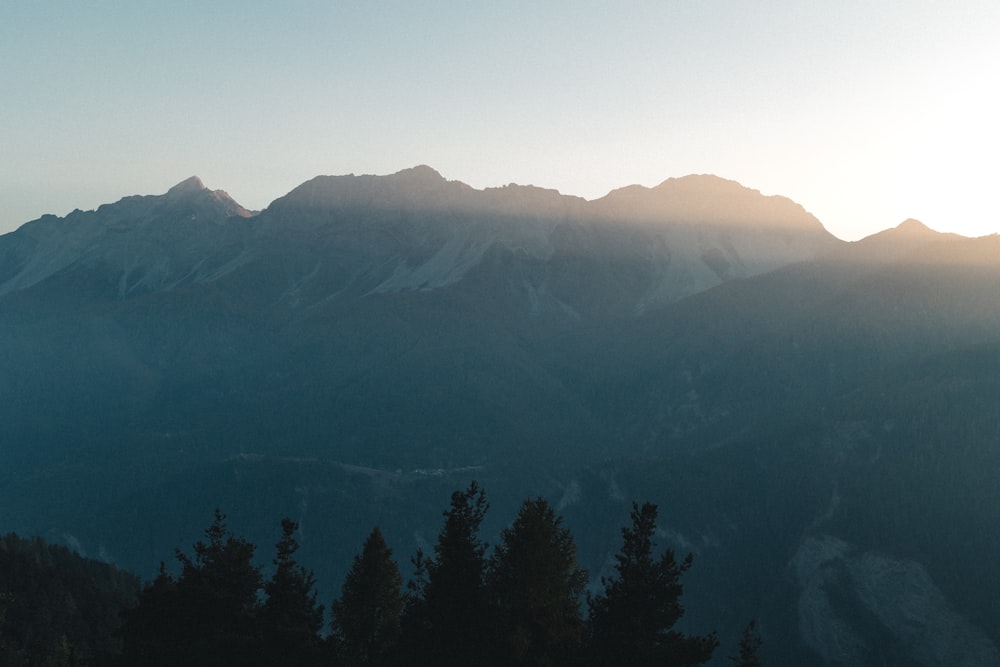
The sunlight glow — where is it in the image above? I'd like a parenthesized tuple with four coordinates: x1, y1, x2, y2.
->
(1, 2, 998, 241)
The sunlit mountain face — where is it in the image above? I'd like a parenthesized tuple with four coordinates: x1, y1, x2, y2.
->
(2, 168, 999, 665)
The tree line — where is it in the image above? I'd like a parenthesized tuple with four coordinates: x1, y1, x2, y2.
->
(116, 481, 760, 666)
(0, 483, 761, 665)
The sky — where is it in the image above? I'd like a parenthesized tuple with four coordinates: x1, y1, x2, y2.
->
(1, 1, 998, 241)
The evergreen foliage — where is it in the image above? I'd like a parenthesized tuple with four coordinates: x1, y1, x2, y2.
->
(261, 518, 325, 665)
(489, 497, 588, 666)
(330, 526, 404, 666)
(119, 509, 291, 666)
(172, 509, 263, 663)
(730, 619, 763, 667)
(399, 481, 493, 666)
(0, 532, 139, 666)
(11, 488, 732, 666)
(587, 501, 718, 666)
(116, 562, 183, 665)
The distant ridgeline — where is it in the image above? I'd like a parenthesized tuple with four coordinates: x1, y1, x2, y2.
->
(1, 487, 762, 667)
(2, 168, 1000, 665)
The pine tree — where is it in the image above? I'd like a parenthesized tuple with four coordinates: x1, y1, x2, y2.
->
(730, 619, 763, 667)
(118, 562, 183, 665)
(399, 481, 493, 666)
(260, 518, 324, 666)
(120, 509, 265, 666)
(489, 497, 588, 666)
(587, 502, 717, 667)
(175, 509, 263, 663)
(330, 526, 404, 666)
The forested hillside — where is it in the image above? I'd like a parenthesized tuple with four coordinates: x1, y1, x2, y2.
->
(0, 533, 139, 665)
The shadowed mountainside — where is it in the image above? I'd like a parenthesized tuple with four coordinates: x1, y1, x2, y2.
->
(1, 168, 998, 665)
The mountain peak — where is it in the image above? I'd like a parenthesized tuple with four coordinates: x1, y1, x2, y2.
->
(394, 165, 443, 180)
(167, 176, 207, 195)
(859, 218, 951, 244)
(593, 173, 830, 238)
(892, 218, 935, 234)
(836, 217, 970, 264)
(654, 173, 746, 192)
(161, 176, 252, 217)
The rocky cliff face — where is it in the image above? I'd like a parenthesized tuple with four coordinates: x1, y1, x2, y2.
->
(1, 167, 838, 312)
(248, 166, 841, 315)
(793, 536, 999, 666)
(0, 177, 253, 297)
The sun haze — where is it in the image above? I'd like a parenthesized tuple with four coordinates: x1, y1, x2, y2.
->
(1, 1, 997, 240)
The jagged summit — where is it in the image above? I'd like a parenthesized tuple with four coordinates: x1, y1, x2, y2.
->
(167, 176, 207, 195)
(161, 176, 252, 218)
(0, 166, 841, 306)
(0, 173, 255, 297)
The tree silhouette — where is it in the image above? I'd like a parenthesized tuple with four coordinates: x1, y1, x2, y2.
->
(118, 562, 182, 665)
(120, 509, 264, 666)
(400, 481, 493, 666)
(330, 526, 404, 666)
(730, 619, 763, 667)
(587, 502, 717, 667)
(260, 518, 324, 665)
(489, 497, 588, 666)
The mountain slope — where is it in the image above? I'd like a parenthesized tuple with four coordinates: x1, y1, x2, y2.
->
(0, 177, 252, 299)
(1, 169, 998, 665)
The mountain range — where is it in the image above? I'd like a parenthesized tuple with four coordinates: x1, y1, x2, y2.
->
(2, 167, 999, 665)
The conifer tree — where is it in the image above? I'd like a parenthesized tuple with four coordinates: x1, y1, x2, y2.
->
(400, 481, 493, 666)
(121, 509, 264, 666)
(489, 497, 588, 666)
(261, 518, 324, 665)
(118, 562, 182, 665)
(730, 619, 763, 667)
(587, 502, 717, 667)
(175, 509, 263, 661)
(330, 526, 404, 666)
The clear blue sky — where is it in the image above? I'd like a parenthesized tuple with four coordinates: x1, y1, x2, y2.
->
(2, 1, 997, 240)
